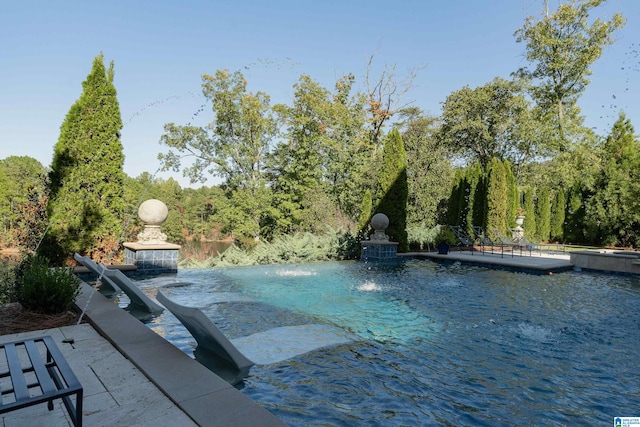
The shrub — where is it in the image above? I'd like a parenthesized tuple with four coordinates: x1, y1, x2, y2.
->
(14, 255, 80, 314)
(0, 258, 18, 305)
(179, 229, 359, 268)
(434, 226, 457, 245)
(407, 225, 440, 250)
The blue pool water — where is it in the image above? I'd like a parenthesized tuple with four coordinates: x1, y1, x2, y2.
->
(134, 259, 640, 426)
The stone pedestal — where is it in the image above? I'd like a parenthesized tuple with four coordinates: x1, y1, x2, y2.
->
(360, 213, 399, 261)
(123, 242, 181, 275)
(360, 241, 399, 261)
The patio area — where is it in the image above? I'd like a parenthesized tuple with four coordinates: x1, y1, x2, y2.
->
(0, 323, 196, 427)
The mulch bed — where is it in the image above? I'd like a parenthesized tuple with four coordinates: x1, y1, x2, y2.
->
(0, 303, 80, 336)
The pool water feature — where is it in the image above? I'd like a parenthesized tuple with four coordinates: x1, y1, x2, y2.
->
(135, 259, 640, 426)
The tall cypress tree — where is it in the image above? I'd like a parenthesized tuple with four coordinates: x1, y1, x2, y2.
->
(550, 188, 566, 242)
(374, 128, 408, 251)
(536, 186, 551, 242)
(523, 189, 537, 241)
(446, 169, 464, 226)
(466, 162, 484, 235)
(565, 185, 586, 244)
(486, 158, 508, 234)
(358, 189, 373, 233)
(504, 160, 518, 228)
(41, 53, 125, 265)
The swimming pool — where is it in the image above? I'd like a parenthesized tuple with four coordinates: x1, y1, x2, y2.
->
(134, 259, 640, 426)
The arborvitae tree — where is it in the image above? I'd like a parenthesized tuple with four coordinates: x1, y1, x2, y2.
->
(486, 158, 508, 234)
(505, 160, 519, 228)
(523, 189, 537, 240)
(446, 169, 464, 226)
(550, 188, 566, 242)
(471, 169, 487, 231)
(374, 128, 408, 251)
(465, 162, 483, 235)
(456, 173, 471, 226)
(565, 184, 586, 244)
(41, 53, 125, 265)
(358, 189, 372, 233)
(536, 186, 551, 242)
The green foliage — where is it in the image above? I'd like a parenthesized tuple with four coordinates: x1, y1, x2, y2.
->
(0, 156, 48, 249)
(446, 169, 464, 226)
(439, 77, 535, 169)
(14, 255, 80, 314)
(505, 161, 519, 228)
(434, 226, 457, 245)
(523, 189, 537, 240)
(374, 129, 408, 251)
(486, 159, 508, 234)
(565, 184, 587, 244)
(358, 190, 373, 233)
(0, 258, 18, 305)
(43, 53, 125, 265)
(468, 163, 486, 234)
(183, 230, 358, 267)
(536, 186, 551, 242)
(399, 108, 454, 228)
(584, 113, 640, 247)
(407, 225, 440, 250)
(515, 0, 625, 149)
(550, 189, 566, 242)
(160, 69, 277, 241)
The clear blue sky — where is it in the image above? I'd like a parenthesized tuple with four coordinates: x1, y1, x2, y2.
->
(1, 0, 638, 187)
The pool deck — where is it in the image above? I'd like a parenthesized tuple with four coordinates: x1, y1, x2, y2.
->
(402, 249, 573, 274)
(0, 283, 286, 427)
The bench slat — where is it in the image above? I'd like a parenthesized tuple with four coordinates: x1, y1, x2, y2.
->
(4, 343, 30, 403)
(0, 336, 83, 426)
(24, 340, 57, 395)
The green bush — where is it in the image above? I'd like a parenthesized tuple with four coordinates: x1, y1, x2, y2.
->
(179, 229, 359, 268)
(434, 226, 457, 245)
(407, 225, 440, 250)
(0, 258, 18, 305)
(14, 255, 80, 314)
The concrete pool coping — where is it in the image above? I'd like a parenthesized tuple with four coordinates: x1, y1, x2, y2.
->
(74, 282, 286, 427)
(402, 250, 574, 274)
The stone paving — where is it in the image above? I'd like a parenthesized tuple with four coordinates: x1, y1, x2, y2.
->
(0, 324, 197, 427)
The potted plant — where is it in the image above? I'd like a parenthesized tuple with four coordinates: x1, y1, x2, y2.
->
(434, 227, 457, 254)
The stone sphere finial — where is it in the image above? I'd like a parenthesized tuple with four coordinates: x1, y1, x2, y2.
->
(370, 213, 390, 241)
(138, 199, 169, 225)
(137, 199, 169, 244)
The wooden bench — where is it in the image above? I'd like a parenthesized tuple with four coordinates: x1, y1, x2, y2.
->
(0, 336, 83, 426)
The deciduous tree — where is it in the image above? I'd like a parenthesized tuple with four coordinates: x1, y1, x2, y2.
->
(515, 0, 625, 149)
(160, 70, 278, 240)
(585, 113, 640, 247)
(440, 78, 534, 170)
(399, 108, 453, 229)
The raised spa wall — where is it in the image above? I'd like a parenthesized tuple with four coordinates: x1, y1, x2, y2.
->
(570, 250, 640, 275)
